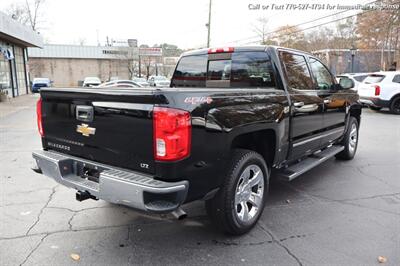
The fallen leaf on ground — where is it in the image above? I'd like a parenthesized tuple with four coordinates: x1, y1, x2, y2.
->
(378, 256, 387, 263)
(70, 253, 80, 261)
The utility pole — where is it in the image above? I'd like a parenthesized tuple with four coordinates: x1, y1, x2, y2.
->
(206, 0, 212, 47)
(138, 54, 141, 78)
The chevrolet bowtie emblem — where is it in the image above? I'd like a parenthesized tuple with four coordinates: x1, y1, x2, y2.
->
(76, 123, 96, 137)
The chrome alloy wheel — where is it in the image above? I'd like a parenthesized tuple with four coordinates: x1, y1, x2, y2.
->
(349, 123, 358, 154)
(234, 164, 264, 222)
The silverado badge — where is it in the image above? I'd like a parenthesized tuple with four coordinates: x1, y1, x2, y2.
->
(76, 123, 96, 137)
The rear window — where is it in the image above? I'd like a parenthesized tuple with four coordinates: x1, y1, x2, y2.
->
(172, 52, 276, 88)
(364, 75, 385, 84)
(353, 75, 368, 82)
(208, 60, 231, 81)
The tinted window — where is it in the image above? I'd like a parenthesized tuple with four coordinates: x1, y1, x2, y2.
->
(230, 52, 276, 88)
(364, 75, 385, 84)
(309, 58, 334, 90)
(280, 52, 313, 90)
(172, 55, 207, 87)
(392, 75, 400, 83)
(173, 52, 276, 88)
(207, 60, 231, 81)
(354, 75, 368, 82)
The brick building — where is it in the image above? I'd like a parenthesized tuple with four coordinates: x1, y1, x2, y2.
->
(28, 44, 138, 87)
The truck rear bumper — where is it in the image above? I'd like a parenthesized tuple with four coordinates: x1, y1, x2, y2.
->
(32, 150, 189, 213)
(360, 97, 390, 108)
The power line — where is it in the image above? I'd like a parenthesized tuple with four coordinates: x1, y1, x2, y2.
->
(225, 0, 381, 45)
(243, 0, 398, 45)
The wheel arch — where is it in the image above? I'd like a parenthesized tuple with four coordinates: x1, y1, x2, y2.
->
(349, 104, 362, 126)
(230, 129, 277, 168)
(389, 93, 400, 104)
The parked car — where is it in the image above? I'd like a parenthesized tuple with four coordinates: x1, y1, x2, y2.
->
(83, 77, 101, 87)
(148, 75, 170, 87)
(358, 71, 400, 114)
(31, 78, 51, 93)
(132, 77, 150, 87)
(33, 46, 361, 235)
(109, 76, 119, 82)
(98, 80, 142, 88)
(336, 73, 369, 91)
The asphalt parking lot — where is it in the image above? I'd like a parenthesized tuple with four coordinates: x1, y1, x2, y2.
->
(1, 94, 399, 266)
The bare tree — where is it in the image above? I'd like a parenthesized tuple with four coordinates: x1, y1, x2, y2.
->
(76, 38, 87, 46)
(6, 0, 46, 31)
(115, 47, 140, 79)
(6, 3, 29, 25)
(252, 17, 270, 44)
(271, 25, 307, 51)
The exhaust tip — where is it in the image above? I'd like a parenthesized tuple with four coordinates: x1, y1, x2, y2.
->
(171, 208, 187, 220)
(31, 166, 42, 174)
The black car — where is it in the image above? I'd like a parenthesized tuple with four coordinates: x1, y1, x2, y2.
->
(32, 46, 361, 235)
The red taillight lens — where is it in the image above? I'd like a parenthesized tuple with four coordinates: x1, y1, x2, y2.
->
(374, 85, 380, 96)
(36, 98, 44, 137)
(153, 107, 191, 161)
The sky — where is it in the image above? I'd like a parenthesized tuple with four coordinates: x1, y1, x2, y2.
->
(0, 0, 375, 49)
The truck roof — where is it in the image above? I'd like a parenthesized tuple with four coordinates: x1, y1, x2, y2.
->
(181, 45, 313, 57)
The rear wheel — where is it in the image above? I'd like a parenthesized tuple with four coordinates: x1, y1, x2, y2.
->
(389, 97, 400, 114)
(205, 149, 269, 235)
(336, 116, 359, 160)
(368, 106, 382, 111)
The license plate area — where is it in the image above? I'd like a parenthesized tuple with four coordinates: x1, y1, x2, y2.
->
(72, 161, 107, 183)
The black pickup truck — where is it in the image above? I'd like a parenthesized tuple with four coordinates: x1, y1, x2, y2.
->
(33, 46, 361, 235)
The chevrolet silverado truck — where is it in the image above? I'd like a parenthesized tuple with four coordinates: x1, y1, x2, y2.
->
(32, 46, 361, 235)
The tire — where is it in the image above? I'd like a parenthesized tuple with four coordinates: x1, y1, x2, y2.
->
(335, 116, 359, 160)
(389, 96, 400, 114)
(205, 149, 269, 235)
(368, 106, 382, 111)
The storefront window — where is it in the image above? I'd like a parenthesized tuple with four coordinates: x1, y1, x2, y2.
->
(14, 46, 27, 95)
(0, 41, 12, 97)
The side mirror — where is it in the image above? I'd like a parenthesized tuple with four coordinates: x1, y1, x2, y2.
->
(339, 77, 355, 89)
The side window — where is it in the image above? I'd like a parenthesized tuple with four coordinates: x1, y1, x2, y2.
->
(280, 52, 313, 90)
(309, 58, 334, 90)
(392, 75, 400, 83)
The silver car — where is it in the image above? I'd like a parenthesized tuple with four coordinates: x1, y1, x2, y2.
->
(132, 77, 150, 87)
(148, 76, 170, 87)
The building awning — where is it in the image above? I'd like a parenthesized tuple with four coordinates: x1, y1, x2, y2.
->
(0, 11, 43, 48)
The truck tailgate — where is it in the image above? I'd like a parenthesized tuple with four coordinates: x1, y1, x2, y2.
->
(40, 88, 165, 174)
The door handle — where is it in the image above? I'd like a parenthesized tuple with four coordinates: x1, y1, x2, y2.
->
(293, 101, 304, 107)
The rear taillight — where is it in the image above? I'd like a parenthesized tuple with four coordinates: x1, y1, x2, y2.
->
(208, 47, 234, 54)
(374, 85, 380, 96)
(36, 98, 44, 137)
(153, 107, 191, 161)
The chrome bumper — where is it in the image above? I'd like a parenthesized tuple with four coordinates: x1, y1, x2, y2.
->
(32, 150, 188, 213)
